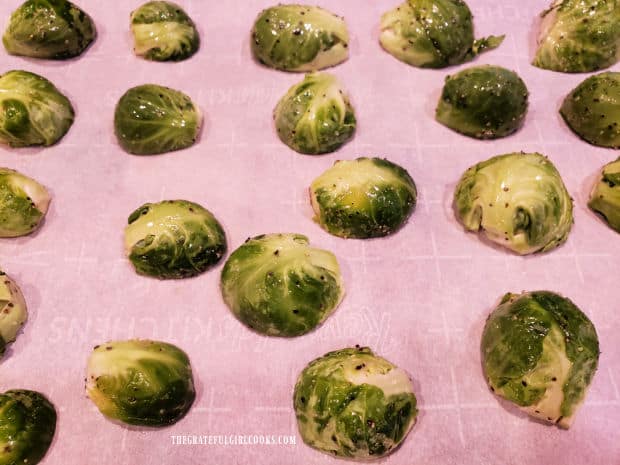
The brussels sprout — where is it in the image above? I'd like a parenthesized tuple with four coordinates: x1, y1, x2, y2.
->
(86, 339, 195, 426)
(274, 72, 356, 154)
(0, 271, 28, 358)
(454, 152, 573, 255)
(533, 0, 620, 73)
(0, 168, 51, 238)
(588, 157, 620, 232)
(482, 291, 599, 428)
(3, 0, 96, 59)
(379, 0, 504, 68)
(125, 200, 227, 279)
(294, 346, 417, 459)
(131, 1, 199, 62)
(251, 4, 349, 72)
(0, 70, 74, 148)
(0, 390, 56, 465)
(560, 72, 620, 148)
(310, 157, 417, 239)
(221, 233, 344, 337)
(114, 84, 201, 155)
(436, 65, 529, 139)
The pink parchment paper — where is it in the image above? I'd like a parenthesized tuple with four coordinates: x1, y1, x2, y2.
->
(0, 0, 618, 464)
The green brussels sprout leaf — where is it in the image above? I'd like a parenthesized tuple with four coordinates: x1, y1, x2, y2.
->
(125, 200, 227, 279)
(470, 34, 505, 59)
(221, 233, 344, 337)
(0, 168, 51, 238)
(0, 390, 56, 465)
(436, 65, 529, 139)
(454, 152, 573, 255)
(560, 72, 620, 148)
(588, 157, 620, 232)
(0, 271, 28, 358)
(533, 0, 620, 73)
(131, 1, 199, 61)
(114, 84, 201, 155)
(310, 157, 417, 239)
(0, 70, 74, 148)
(274, 72, 356, 154)
(3, 0, 96, 59)
(251, 4, 349, 72)
(86, 339, 195, 426)
(294, 347, 418, 459)
(379, 0, 504, 68)
(481, 291, 600, 428)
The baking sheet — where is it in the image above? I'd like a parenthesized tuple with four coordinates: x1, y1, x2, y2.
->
(0, 0, 619, 464)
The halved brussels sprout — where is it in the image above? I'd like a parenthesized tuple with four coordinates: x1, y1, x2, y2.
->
(454, 152, 573, 255)
(125, 200, 227, 279)
(221, 233, 344, 337)
(560, 72, 620, 148)
(588, 157, 620, 232)
(533, 0, 620, 73)
(0, 390, 56, 465)
(131, 1, 199, 62)
(482, 291, 599, 428)
(114, 84, 201, 155)
(380, 0, 504, 68)
(274, 72, 356, 154)
(0, 271, 28, 358)
(86, 339, 195, 426)
(294, 346, 418, 459)
(436, 65, 529, 139)
(251, 4, 349, 72)
(310, 157, 417, 239)
(0, 168, 51, 238)
(3, 0, 96, 59)
(0, 70, 74, 148)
